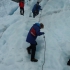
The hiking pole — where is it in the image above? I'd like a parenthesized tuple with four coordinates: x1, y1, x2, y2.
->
(42, 35, 46, 70)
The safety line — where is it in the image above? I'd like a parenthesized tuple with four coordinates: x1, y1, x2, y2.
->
(42, 36, 46, 70)
(38, 10, 46, 70)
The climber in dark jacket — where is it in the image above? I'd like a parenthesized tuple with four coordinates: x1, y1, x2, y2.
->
(32, 2, 42, 18)
(26, 23, 44, 62)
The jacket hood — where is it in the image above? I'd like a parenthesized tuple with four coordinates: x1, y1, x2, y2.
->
(35, 23, 40, 28)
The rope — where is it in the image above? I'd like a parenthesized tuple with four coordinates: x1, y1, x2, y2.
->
(38, 9, 46, 70)
(42, 35, 46, 70)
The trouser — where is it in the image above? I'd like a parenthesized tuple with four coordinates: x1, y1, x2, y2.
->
(36, 11, 39, 15)
(20, 7, 24, 15)
(33, 12, 36, 18)
(27, 43, 37, 60)
(33, 11, 39, 18)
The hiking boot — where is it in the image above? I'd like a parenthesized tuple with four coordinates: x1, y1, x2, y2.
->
(67, 59, 70, 65)
(31, 58, 38, 62)
(20, 12, 23, 15)
(26, 48, 31, 54)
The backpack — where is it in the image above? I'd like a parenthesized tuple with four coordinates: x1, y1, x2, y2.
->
(30, 28, 36, 36)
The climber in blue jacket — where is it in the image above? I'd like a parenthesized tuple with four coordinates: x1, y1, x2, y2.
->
(32, 2, 42, 18)
(26, 23, 44, 62)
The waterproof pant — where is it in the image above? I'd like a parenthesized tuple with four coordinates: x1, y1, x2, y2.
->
(20, 7, 24, 15)
(33, 12, 36, 18)
(33, 11, 39, 18)
(27, 44, 37, 60)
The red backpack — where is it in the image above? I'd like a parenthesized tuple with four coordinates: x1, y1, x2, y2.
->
(19, 1, 24, 8)
(30, 28, 36, 36)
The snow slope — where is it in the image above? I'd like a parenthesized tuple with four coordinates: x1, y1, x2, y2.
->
(0, 0, 70, 70)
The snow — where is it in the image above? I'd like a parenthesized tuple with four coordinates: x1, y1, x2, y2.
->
(0, 0, 70, 70)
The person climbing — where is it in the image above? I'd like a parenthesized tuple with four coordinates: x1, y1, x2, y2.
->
(19, 0, 24, 15)
(26, 23, 44, 62)
(32, 2, 42, 18)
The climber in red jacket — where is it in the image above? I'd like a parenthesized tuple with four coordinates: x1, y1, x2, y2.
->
(19, 0, 24, 15)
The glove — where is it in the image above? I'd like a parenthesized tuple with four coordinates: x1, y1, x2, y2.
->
(35, 42, 37, 45)
(41, 9, 42, 10)
(43, 32, 45, 34)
